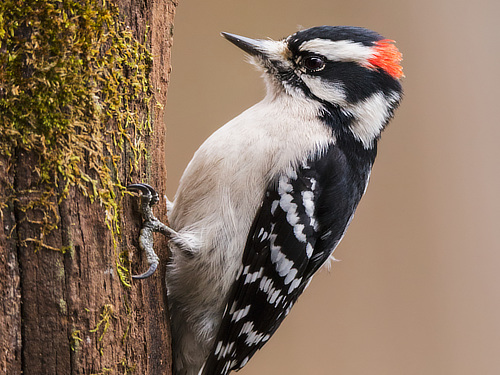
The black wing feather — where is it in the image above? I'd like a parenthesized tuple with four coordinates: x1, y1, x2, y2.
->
(202, 145, 371, 375)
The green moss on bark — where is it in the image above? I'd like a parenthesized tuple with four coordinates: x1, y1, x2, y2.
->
(0, 0, 153, 252)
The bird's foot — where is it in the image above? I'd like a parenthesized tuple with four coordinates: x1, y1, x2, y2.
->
(127, 183, 177, 279)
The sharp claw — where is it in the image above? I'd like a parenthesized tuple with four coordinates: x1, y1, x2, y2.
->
(128, 182, 171, 281)
(127, 183, 159, 206)
(132, 262, 158, 279)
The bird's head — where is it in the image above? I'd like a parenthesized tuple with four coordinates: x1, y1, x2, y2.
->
(222, 26, 403, 149)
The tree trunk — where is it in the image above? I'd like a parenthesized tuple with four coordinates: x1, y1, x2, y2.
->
(0, 0, 177, 374)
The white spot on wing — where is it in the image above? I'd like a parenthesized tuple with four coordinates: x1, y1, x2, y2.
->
(244, 267, 264, 284)
(281, 195, 298, 225)
(302, 191, 315, 217)
(257, 228, 269, 241)
(306, 243, 314, 258)
(310, 178, 317, 191)
(217, 341, 235, 359)
(240, 321, 269, 346)
(222, 361, 231, 374)
(268, 290, 280, 304)
(258, 275, 286, 306)
(276, 254, 294, 277)
(231, 305, 251, 322)
(229, 301, 237, 315)
(259, 276, 273, 293)
(283, 268, 298, 285)
(278, 176, 293, 195)
(288, 277, 302, 293)
(278, 185, 307, 243)
(240, 356, 250, 368)
(214, 340, 223, 355)
(293, 223, 307, 242)
(302, 190, 318, 231)
(270, 199, 279, 215)
(270, 234, 298, 281)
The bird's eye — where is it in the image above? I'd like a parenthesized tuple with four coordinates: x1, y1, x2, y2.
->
(302, 56, 326, 72)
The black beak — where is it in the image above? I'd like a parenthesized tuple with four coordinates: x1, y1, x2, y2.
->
(221, 32, 266, 58)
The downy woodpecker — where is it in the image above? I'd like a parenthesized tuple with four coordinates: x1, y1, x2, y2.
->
(128, 25, 403, 375)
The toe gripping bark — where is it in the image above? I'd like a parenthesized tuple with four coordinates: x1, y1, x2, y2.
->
(127, 183, 176, 279)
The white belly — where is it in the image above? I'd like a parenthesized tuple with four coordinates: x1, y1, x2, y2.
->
(166, 93, 333, 345)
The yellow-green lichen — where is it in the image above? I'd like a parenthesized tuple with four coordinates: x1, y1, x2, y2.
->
(90, 303, 115, 342)
(91, 368, 112, 375)
(91, 358, 136, 375)
(0, 0, 153, 251)
(70, 329, 83, 351)
(119, 357, 137, 374)
(121, 322, 131, 344)
(90, 303, 116, 356)
(59, 297, 68, 315)
(116, 249, 131, 288)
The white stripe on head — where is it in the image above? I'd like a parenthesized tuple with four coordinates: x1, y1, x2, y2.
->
(299, 39, 375, 65)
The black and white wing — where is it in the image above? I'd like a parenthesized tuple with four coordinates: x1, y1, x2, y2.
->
(201, 145, 371, 375)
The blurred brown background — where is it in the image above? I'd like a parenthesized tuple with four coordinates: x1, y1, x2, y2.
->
(164, 0, 500, 374)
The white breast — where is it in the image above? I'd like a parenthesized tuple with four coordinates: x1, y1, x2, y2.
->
(167, 91, 333, 317)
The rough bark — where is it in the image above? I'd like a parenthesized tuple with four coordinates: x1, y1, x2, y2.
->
(0, 0, 177, 374)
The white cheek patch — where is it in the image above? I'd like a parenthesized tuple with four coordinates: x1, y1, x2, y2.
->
(299, 39, 374, 65)
(347, 91, 401, 148)
(299, 75, 347, 105)
(299, 68, 401, 149)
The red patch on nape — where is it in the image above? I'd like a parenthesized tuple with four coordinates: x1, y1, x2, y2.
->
(368, 39, 404, 79)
